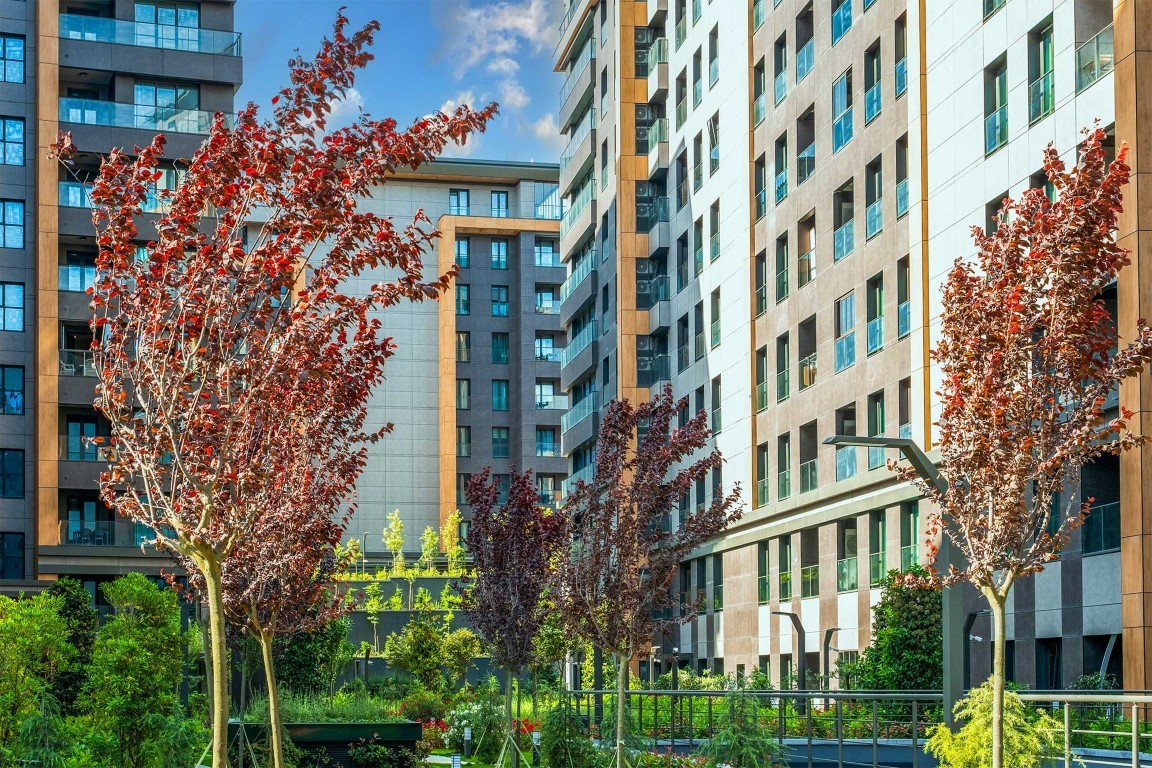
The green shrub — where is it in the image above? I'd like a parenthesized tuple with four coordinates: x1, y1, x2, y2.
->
(367, 675, 420, 701)
(540, 701, 598, 768)
(926, 681, 1062, 768)
(398, 689, 449, 723)
(697, 690, 786, 768)
(245, 690, 401, 724)
(348, 738, 427, 768)
(274, 619, 356, 696)
(445, 690, 504, 761)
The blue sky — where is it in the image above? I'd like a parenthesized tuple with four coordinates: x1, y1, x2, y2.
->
(234, 0, 567, 163)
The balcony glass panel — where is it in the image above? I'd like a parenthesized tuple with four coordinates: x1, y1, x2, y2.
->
(895, 57, 908, 97)
(867, 316, 883, 355)
(833, 108, 854, 153)
(896, 178, 909, 218)
(756, 283, 767, 315)
(59, 13, 242, 55)
(561, 393, 598, 433)
(800, 564, 820, 598)
(647, 117, 669, 150)
(774, 71, 787, 105)
(868, 444, 885, 470)
(755, 477, 770, 508)
(985, 105, 1008, 155)
(58, 265, 96, 293)
(1028, 71, 1055, 124)
(756, 188, 768, 220)
(675, 17, 686, 49)
(774, 169, 788, 204)
(753, 93, 767, 125)
(796, 40, 814, 83)
(756, 381, 769, 412)
(779, 570, 792, 600)
(777, 369, 790, 402)
(866, 199, 883, 239)
(647, 37, 668, 70)
(753, 0, 766, 29)
(835, 445, 857, 481)
(710, 320, 721, 348)
(758, 574, 770, 604)
(1082, 501, 1121, 554)
(560, 254, 597, 301)
(865, 82, 882, 123)
(799, 353, 817, 390)
(60, 349, 96, 377)
(59, 520, 120, 546)
(835, 332, 855, 371)
(775, 267, 789, 303)
(60, 97, 230, 135)
(796, 143, 815, 185)
(898, 300, 911, 338)
(831, 0, 852, 45)
(560, 319, 597, 367)
(535, 394, 569, 410)
(869, 552, 886, 586)
(837, 557, 858, 592)
(1076, 25, 1114, 93)
(709, 233, 719, 262)
(899, 422, 912, 439)
(800, 459, 818, 493)
(709, 58, 719, 86)
(60, 181, 167, 213)
(560, 175, 595, 238)
(562, 463, 594, 495)
(675, 99, 687, 129)
(637, 355, 671, 387)
(833, 220, 855, 261)
(798, 249, 815, 287)
(778, 469, 791, 500)
(900, 544, 919, 570)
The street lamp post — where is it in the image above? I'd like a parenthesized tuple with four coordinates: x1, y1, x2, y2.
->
(823, 434, 965, 727)
(772, 610, 807, 715)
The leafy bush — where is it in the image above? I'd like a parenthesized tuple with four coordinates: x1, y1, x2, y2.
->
(43, 578, 98, 716)
(445, 689, 504, 761)
(274, 619, 356, 696)
(540, 701, 598, 768)
(348, 738, 427, 768)
(697, 691, 786, 768)
(245, 690, 402, 724)
(926, 681, 1062, 768)
(367, 675, 421, 701)
(398, 690, 449, 723)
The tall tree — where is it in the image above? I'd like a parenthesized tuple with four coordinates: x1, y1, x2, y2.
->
(905, 128, 1152, 768)
(465, 468, 566, 766)
(552, 385, 742, 768)
(43, 577, 98, 715)
(50, 14, 495, 763)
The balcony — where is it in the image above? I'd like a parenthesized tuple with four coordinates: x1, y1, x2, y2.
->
(775, 267, 789, 303)
(60, 181, 167, 214)
(778, 469, 792, 500)
(559, 42, 595, 128)
(776, 369, 790, 402)
(559, 110, 595, 193)
(60, 97, 231, 136)
(58, 519, 154, 548)
(774, 71, 788, 105)
(864, 82, 882, 123)
(833, 220, 855, 261)
(831, 0, 852, 45)
(637, 354, 671, 387)
(837, 557, 858, 592)
(675, 98, 687, 130)
(895, 57, 908, 97)
(536, 394, 570, 410)
(561, 320, 597, 367)
(60, 349, 96, 377)
(835, 445, 857, 481)
(833, 108, 854, 153)
(835, 332, 855, 371)
(796, 40, 814, 84)
(59, 14, 242, 55)
(536, 442, 560, 457)
(800, 564, 820, 598)
(562, 463, 594, 495)
(59, 265, 96, 293)
(638, 274, 670, 310)
(869, 552, 887, 586)
(898, 300, 911, 338)
(560, 175, 595, 242)
(896, 179, 909, 218)
(1028, 70, 1055, 124)
(798, 249, 815, 287)
(753, 93, 767, 126)
(560, 255, 597, 302)
(536, 299, 560, 314)
(1076, 25, 1114, 93)
(800, 458, 818, 493)
(985, 105, 1008, 155)
(561, 393, 598, 433)
(647, 118, 670, 179)
(867, 316, 884, 355)
(866, 199, 883, 239)
(900, 545, 919, 570)
(796, 143, 815, 186)
(774, 169, 788, 204)
(675, 16, 686, 49)
(536, 348, 561, 363)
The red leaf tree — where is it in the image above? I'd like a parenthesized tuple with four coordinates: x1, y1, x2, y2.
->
(552, 384, 742, 768)
(465, 468, 566, 766)
(908, 128, 1152, 767)
(51, 14, 495, 764)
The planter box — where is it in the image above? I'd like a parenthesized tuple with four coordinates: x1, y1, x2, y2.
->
(230, 720, 422, 767)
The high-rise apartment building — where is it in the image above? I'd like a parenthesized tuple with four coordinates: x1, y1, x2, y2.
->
(557, 0, 1152, 691)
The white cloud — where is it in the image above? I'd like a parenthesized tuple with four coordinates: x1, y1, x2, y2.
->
(499, 81, 530, 111)
(487, 57, 520, 76)
(440, 133, 482, 159)
(439, 90, 479, 114)
(528, 114, 566, 156)
(445, 0, 557, 78)
(327, 88, 364, 127)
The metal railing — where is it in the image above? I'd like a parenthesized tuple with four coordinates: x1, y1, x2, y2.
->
(60, 96, 231, 135)
(1077, 25, 1114, 93)
(59, 13, 242, 55)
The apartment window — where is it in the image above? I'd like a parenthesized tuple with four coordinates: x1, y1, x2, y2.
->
(710, 290, 721, 348)
(456, 473, 471, 505)
(865, 158, 883, 239)
(456, 426, 471, 457)
(0, 201, 22, 249)
(455, 332, 472, 364)
(491, 191, 509, 218)
(835, 292, 856, 372)
(536, 427, 558, 457)
(1028, 22, 1055, 124)
(491, 239, 509, 269)
(707, 113, 720, 173)
(491, 286, 509, 317)
(492, 332, 510, 364)
(711, 377, 722, 434)
(534, 239, 559, 267)
(864, 42, 882, 124)
(866, 274, 884, 355)
(708, 202, 720, 261)
(0, 283, 22, 331)
(456, 379, 471, 409)
(535, 334, 556, 362)
(708, 27, 719, 86)
(1, 366, 22, 415)
(455, 284, 471, 315)
(491, 427, 510, 458)
(492, 380, 509, 411)
(867, 390, 886, 469)
(832, 70, 854, 153)
(0, 532, 21, 579)
(832, 0, 852, 45)
(449, 188, 470, 215)
(0, 449, 22, 498)
(0, 119, 22, 166)
(0, 37, 24, 83)
(134, 2, 201, 49)
(985, 58, 1008, 155)
(455, 238, 470, 268)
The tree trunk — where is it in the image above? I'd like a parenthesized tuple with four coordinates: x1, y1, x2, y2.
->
(987, 590, 1007, 768)
(615, 655, 629, 768)
(258, 629, 285, 768)
(505, 671, 518, 768)
(198, 554, 230, 768)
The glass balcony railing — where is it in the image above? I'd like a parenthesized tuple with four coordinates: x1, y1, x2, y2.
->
(796, 40, 814, 83)
(535, 299, 560, 314)
(59, 13, 242, 55)
(755, 477, 770, 508)
(639, 197, 669, 232)
(693, 247, 703, 275)
(560, 320, 597, 367)
(900, 544, 919, 570)
(776, 369, 790, 402)
(775, 267, 789, 303)
(562, 463, 594, 495)
(61, 438, 114, 462)
(800, 564, 820, 598)
(833, 220, 855, 261)
(831, 0, 852, 45)
(709, 58, 719, 86)
(756, 283, 768, 315)
(59, 519, 120, 547)
(710, 319, 721, 348)
(560, 176, 595, 238)
(865, 82, 882, 123)
(559, 110, 594, 174)
(694, 332, 704, 361)
(60, 181, 168, 214)
(867, 316, 884, 355)
(753, 0, 766, 29)
(779, 570, 792, 600)
(774, 71, 788, 105)
(837, 557, 858, 592)
(1082, 501, 1121, 554)
(895, 57, 908, 97)
(833, 108, 854, 152)
(868, 441, 885, 470)
(1028, 70, 1055, 124)
(756, 187, 768, 220)
(559, 40, 595, 104)
(692, 79, 703, 107)
(710, 233, 719, 262)
(561, 256, 596, 301)
(753, 92, 767, 125)
(983, 0, 1005, 18)
(898, 300, 911, 338)
(899, 422, 912, 439)
(637, 275, 671, 309)
(799, 353, 817, 390)
(675, 17, 687, 49)
(985, 105, 1008, 155)
(869, 551, 886, 586)
(866, 199, 883, 239)
(535, 394, 569, 410)
(561, 393, 598, 433)
(675, 99, 687, 130)
(647, 117, 669, 150)
(835, 445, 857, 481)
(798, 249, 815, 287)
(758, 573, 770, 604)
(774, 169, 788, 204)
(835, 332, 855, 371)
(778, 469, 792, 500)
(1076, 25, 1114, 93)
(637, 354, 671, 387)
(536, 442, 560, 457)
(647, 37, 669, 71)
(60, 97, 231, 135)
(756, 380, 769, 412)
(58, 265, 96, 293)
(896, 178, 909, 218)
(796, 142, 815, 186)
(60, 349, 96, 377)
(800, 459, 818, 493)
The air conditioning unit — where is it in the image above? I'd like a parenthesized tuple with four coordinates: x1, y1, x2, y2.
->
(635, 104, 656, 122)
(635, 27, 656, 45)
(636, 335, 657, 353)
(638, 356, 658, 371)
(636, 259, 658, 276)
